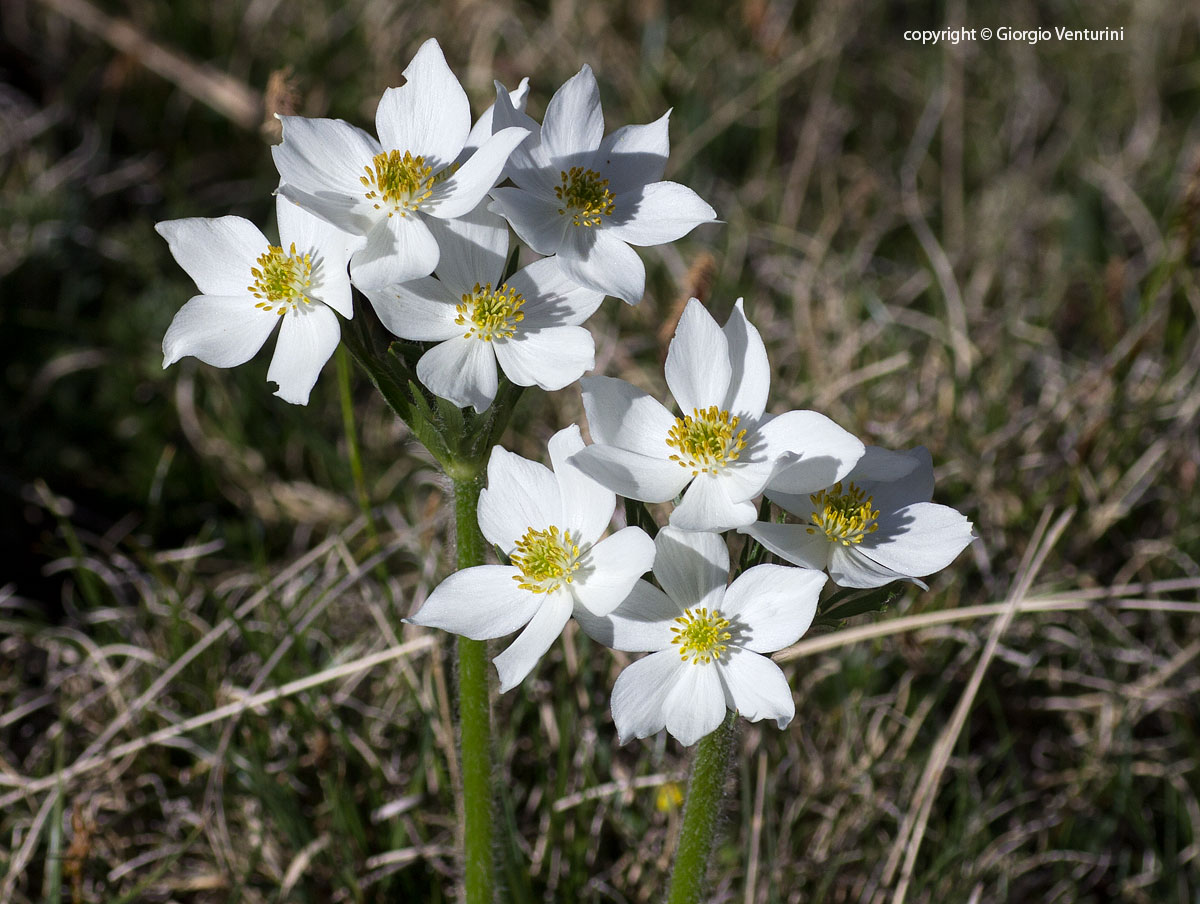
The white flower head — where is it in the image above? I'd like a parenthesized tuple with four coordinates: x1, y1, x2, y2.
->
(408, 425, 655, 691)
(488, 65, 717, 305)
(361, 205, 604, 412)
(570, 298, 865, 532)
(576, 527, 825, 746)
(156, 196, 361, 405)
(271, 38, 529, 291)
(745, 446, 975, 588)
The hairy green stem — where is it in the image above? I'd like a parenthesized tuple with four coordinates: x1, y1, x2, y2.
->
(667, 713, 737, 904)
(453, 473, 495, 904)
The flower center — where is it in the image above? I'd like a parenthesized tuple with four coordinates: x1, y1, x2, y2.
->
(248, 243, 313, 315)
(671, 607, 732, 665)
(361, 150, 438, 217)
(511, 526, 582, 593)
(665, 407, 748, 475)
(806, 481, 880, 545)
(455, 282, 525, 341)
(554, 167, 615, 227)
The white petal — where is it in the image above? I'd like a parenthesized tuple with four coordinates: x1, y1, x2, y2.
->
(595, 111, 670, 194)
(488, 188, 569, 255)
(375, 38, 469, 171)
(720, 564, 824, 652)
(547, 425, 613, 542)
(570, 527, 656, 616)
(490, 83, 556, 195)
(858, 502, 974, 578)
(827, 545, 903, 589)
(409, 565, 541, 638)
(606, 182, 717, 247)
(541, 64, 604, 161)
(277, 183, 377, 238)
(610, 650, 685, 744)
(494, 326, 594, 391)
(493, 593, 573, 692)
(460, 77, 530, 162)
(717, 648, 794, 729)
(569, 444, 690, 503)
(156, 217, 267, 297)
(477, 446, 562, 551)
(853, 447, 934, 515)
(558, 228, 645, 305)
(580, 375, 677, 455)
(664, 299, 731, 413)
(350, 213, 440, 291)
(652, 526, 728, 610)
(276, 197, 362, 319)
(663, 661, 726, 746)
(416, 336, 497, 412)
(721, 299, 769, 419)
(669, 474, 757, 533)
(424, 204, 508, 297)
(739, 521, 831, 572)
(848, 445, 924, 483)
(272, 116, 380, 232)
(765, 412, 866, 497)
(506, 257, 605, 328)
(267, 304, 340, 404)
(162, 295, 277, 369)
(574, 580, 679, 651)
(362, 277, 461, 341)
(428, 127, 530, 219)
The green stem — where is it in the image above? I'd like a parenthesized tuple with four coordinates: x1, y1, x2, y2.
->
(667, 713, 738, 904)
(453, 472, 495, 904)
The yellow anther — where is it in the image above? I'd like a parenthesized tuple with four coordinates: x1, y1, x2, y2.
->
(454, 283, 525, 341)
(670, 608, 733, 664)
(360, 150, 444, 216)
(665, 406, 747, 476)
(806, 481, 880, 546)
(554, 167, 615, 227)
(247, 242, 313, 314)
(511, 526, 582, 593)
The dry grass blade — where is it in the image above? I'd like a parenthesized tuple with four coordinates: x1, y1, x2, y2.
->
(0, 636, 436, 809)
(880, 507, 1075, 904)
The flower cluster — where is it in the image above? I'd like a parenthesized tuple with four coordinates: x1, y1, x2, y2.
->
(157, 40, 974, 749)
(156, 38, 716, 406)
(412, 298, 975, 746)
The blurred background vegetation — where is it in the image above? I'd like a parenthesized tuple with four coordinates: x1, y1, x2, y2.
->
(2, 0, 1199, 901)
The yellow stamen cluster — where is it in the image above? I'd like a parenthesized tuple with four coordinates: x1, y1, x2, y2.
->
(361, 150, 438, 216)
(671, 607, 733, 665)
(455, 283, 526, 341)
(807, 481, 880, 545)
(666, 407, 748, 475)
(554, 166, 615, 227)
(511, 526, 581, 593)
(248, 243, 313, 315)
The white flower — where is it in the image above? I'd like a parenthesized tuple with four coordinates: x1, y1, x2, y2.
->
(488, 65, 717, 305)
(458, 78, 530, 171)
(409, 425, 655, 691)
(156, 196, 361, 405)
(744, 446, 975, 588)
(271, 38, 529, 291)
(570, 298, 865, 532)
(576, 527, 825, 746)
(360, 206, 604, 412)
